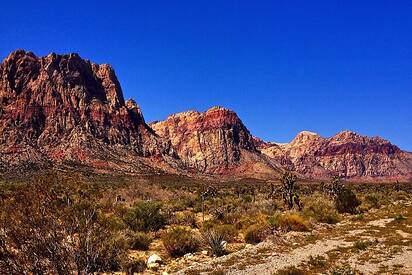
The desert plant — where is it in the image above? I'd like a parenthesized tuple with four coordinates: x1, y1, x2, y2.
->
(123, 201, 167, 232)
(308, 255, 327, 268)
(304, 195, 340, 224)
(162, 227, 199, 257)
(281, 172, 303, 210)
(128, 231, 152, 250)
(274, 212, 310, 232)
(276, 266, 307, 275)
(122, 258, 146, 274)
(335, 188, 360, 214)
(363, 193, 382, 209)
(201, 229, 227, 256)
(244, 223, 269, 244)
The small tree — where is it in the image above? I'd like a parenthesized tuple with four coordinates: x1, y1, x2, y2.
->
(325, 175, 360, 214)
(280, 171, 303, 210)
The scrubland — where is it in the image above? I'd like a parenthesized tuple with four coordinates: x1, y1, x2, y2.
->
(0, 172, 411, 274)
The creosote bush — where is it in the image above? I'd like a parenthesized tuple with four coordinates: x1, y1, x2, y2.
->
(162, 227, 200, 257)
(128, 231, 152, 250)
(304, 195, 340, 224)
(123, 201, 167, 232)
(335, 188, 360, 214)
(244, 223, 270, 244)
(272, 212, 310, 232)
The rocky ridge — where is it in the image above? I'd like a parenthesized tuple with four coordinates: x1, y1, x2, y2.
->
(0, 50, 177, 173)
(258, 130, 412, 180)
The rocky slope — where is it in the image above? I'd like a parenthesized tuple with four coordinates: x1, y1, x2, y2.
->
(150, 107, 281, 175)
(0, 50, 177, 174)
(258, 130, 412, 180)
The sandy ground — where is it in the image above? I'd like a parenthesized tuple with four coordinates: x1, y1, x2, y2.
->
(175, 201, 412, 275)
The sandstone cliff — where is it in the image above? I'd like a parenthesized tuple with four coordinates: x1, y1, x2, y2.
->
(0, 50, 176, 173)
(150, 107, 280, 175)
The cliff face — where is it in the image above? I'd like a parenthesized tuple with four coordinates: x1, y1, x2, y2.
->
(0, 50, 175, 173)
(259, 130, 412, 180)
(150, 107, 259, 173)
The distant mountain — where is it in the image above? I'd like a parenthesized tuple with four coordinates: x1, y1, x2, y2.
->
(1, 50, 411, 181)
(257, 130, 412, 181)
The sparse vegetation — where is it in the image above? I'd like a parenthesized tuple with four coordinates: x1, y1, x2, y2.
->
(162, 227, 200, 257)
(244, 223, 270, 244)
(274, 212, 310, 232)
(1, 173, 411, 274)
(202, 229, 227, 256)
(128, 231, 152, 250)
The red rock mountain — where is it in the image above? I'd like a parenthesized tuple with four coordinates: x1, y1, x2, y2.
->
(258, 131, 412, 180)
(0, 50, 177, 173)
(150, 107, 281, 176)
(1, 50, 411, 181)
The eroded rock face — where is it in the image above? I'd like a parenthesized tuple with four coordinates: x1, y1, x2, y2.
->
(150, 107, 258, 173)
(259, 130, 412, 180)
(0, 50, 174, 172)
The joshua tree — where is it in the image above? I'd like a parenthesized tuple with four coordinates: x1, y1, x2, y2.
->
(325, 175, 344, 199)
(280, 171, 303, 210)
(199, 186, 218, 221)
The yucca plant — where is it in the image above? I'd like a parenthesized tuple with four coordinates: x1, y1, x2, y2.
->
(201, 229, 227, 256)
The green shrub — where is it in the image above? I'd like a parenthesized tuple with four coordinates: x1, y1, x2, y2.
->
(275, 213, 310, 232)
(304, 197, 340, 224)
(363, 193, 382, 209)
(335, 188, 360, 214)
(123, 201, 167, 232)
(128, 231, 152, 250)
(162, 227, 199, 257)
(214, 224, 238, 242)
(244, 223, 269, 244)
(173, 211, 197, 228)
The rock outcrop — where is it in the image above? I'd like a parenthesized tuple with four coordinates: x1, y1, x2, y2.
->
(0, 50, 176, 173)
(259, 130, 412, 180)
(150, 107, 280, 175)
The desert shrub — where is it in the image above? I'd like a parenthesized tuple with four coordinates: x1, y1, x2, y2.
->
(244, 223, 270, 244)
(0, 180, 130, 274)
(128, 231, 152, 250)
(201, 229, 227, 256)
(273, 212, 310, 232)
(353, 240, 372, 250)
(122, 258, 146, 274)
(335, 188, 360, 214)
(222, 212, 242, 226)
(214, 224, 238, 242)
(123, 201, 167, 232)
(275, 266, 308, 275)
(308, 255, 327, 268)
(304, 196, 340, 224)
(173, 211, 197, 228)
(162, 227, 199, 257)
(393, 214, 406, 222)
(363, 193, 382, 209)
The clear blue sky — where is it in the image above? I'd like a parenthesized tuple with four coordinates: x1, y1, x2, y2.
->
(1, 1, 411, 151)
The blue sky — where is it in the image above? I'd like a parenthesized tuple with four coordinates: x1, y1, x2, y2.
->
(1, 1, 411, 150)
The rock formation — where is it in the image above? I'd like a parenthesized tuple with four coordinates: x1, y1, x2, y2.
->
(0, 50, 176, 173)
(150, 107, 279, 174)
(258, 130, 412, 180)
